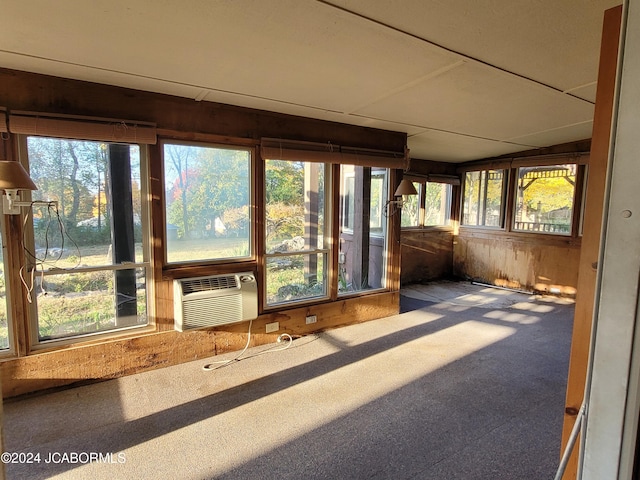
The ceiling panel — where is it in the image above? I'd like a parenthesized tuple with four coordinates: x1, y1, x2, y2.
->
(565, 83, 599, 103)
(0, 0, 619, 162)
(355, 60, 595, 141)
(0, 0, 460, 113)
(325, 0, 620, 98)
(408, 129, 534, 163)
(506, 121, 594, 149)
(0, 51, 208, 101)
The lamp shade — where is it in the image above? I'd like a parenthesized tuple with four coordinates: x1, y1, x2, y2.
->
(0, 161, 37, 191)
(394, 178, 417, 197)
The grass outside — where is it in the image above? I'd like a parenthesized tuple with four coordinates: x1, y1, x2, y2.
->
(36, 276, 147, 341)
(166, 237, 250, 263)
(266, 254, 325, 304)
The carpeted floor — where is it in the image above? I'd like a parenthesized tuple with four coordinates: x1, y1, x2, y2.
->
(3, 282, 574, 479)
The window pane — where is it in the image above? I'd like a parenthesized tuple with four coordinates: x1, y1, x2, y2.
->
(265, 160, 327, 306)
(28, 138, 143, 267)
(26, 137, 149, 342)
(36, 268, 147, 341)
(424, 182, 451, 226)
(513, 164, 576, 235)
(370, 173, 386, 233)
(462, 169, 505, 227)
(341, 176, 356, 231)
(339, 165, 388, 294)
(400, 182, 420, 227)
(463, 171, 480, 225)
(266, 253, 326, 304)
(265, 160, 325, 252)
(164, 143, 252, 263)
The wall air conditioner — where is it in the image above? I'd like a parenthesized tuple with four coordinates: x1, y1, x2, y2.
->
(174, 272, 258, 332)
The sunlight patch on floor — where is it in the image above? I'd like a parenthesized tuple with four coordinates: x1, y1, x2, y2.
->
(483, 310, 542, 324)
(105, 318, 515, 478)
(204, 320, 519, 466)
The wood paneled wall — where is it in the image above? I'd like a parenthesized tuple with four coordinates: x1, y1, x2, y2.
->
(453, 230, 581, 295)
(0, 70, 405, 152)
(400, 229, 454, 284)
(0, 292, 399, 398)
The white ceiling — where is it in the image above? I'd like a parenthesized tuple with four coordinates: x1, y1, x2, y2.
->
(0, 0, 621, 162)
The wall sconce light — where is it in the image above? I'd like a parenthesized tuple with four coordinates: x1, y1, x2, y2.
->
(384, 178, 418, 216)
(0, 161, 38, 214)
(393, 178, 418, 206)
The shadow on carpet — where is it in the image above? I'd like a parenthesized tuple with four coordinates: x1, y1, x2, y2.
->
(399, 295, 436, 313)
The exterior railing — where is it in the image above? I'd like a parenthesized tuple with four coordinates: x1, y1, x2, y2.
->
(513, 221, 571, 233)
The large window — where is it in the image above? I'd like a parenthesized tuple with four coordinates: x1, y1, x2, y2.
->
(462, 169, 506, 227)
(339, 165, 389, 294)
(401, 181, 452, 228)
(264, 160, 329, 306)
(513, 164, 577, 235)
(24, 137, 150, 343)
(163, 143, 252, 264)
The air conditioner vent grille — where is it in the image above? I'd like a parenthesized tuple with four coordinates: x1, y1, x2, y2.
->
(181, 275, 238, 294)
(183, 295, 243, 328)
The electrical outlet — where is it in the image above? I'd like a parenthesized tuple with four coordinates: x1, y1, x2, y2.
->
(265, 321, 279, 333)
(305, 315, 317, 324)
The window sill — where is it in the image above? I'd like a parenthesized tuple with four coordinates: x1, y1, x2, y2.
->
(338, 287, 389, 299)
(263, 294, 332, 312)
(27, 324, 158, 354)
(401, 225, 453, 232)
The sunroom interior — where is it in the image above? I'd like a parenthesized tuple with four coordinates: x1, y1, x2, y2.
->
(0, 1, 632, 478)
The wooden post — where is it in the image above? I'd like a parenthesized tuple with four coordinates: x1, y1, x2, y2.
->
(108, 144, 138, 325)
(560, 6, 622, 479)
(387, 169, 402, 292)
(329, 163, 340, 299)
(353, 166, 371, 289)
(304, 162, 319, 285)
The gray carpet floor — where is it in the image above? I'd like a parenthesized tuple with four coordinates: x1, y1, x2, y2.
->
(3, 282, 574, 479)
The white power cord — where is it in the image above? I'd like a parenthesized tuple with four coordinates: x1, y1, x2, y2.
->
(202, 319, 294, 371)
(19, 202, 82, 302)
